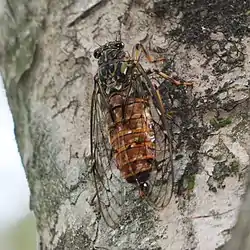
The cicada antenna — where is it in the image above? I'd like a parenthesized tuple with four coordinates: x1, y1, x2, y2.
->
(115, 30, 122, 42)
(116, 16, 124, 42)
(94, 41, 102, 47)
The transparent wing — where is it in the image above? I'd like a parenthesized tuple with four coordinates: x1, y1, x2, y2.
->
(135, 64, 174, 208)
(90, 83, 126, 228)
(90, 65, 175, 228)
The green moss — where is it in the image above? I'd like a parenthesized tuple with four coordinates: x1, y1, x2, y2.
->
(212, 160, 240, 189)
(213, 154, 223, 161)
(187, 174, 196, 191)
(210, 117, 232, 129)
(230, 160, 240, 174)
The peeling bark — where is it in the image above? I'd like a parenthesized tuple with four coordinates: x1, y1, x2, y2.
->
(0, 0, 249, 249)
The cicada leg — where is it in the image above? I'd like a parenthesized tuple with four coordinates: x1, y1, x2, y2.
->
(154, 69, 194, 87)
(132, 43, 166, 64)
(132, 44, 193, 86)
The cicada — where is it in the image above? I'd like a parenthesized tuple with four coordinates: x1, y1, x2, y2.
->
(90, 40, 191, 227)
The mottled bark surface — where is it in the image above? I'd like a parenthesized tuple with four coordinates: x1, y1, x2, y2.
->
(0, 0, 249, 249)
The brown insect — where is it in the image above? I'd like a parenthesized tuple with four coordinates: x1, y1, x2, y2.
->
(90, 40, 192, 227)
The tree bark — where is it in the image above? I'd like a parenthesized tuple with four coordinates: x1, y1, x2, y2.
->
(0, 0, 249, 249)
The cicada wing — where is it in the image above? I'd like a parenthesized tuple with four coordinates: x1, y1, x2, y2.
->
(148, 106, 174, 208)
(90, 86, 125, 228)
(135, 64, 175, 208)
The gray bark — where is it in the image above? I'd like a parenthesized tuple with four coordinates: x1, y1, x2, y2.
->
(0, 0, 249, 249)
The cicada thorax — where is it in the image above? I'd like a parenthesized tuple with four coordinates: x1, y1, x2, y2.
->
(95, 43, 134, 95)
(106, 93, 156, 184)
(98, 60, 132, 95)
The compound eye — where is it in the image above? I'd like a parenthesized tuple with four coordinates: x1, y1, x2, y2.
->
(116, 41, 124, 49)
(94, 49, 101, 59)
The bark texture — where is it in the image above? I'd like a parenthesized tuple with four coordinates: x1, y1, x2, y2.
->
(0, 0, 249, 249)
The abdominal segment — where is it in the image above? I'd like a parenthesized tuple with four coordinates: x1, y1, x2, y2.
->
(107, 94, 156, 183)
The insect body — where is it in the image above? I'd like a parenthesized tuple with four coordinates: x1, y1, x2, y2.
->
(108, 94, 155, 185)
(90, 41, 189, 227)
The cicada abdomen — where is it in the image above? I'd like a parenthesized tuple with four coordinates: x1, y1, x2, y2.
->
(107, 94, 155, 186)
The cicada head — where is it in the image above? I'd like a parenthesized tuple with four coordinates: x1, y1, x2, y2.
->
(93, 41, 126, 66)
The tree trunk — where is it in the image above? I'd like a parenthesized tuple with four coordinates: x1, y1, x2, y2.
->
(0, 0, 249, 249)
